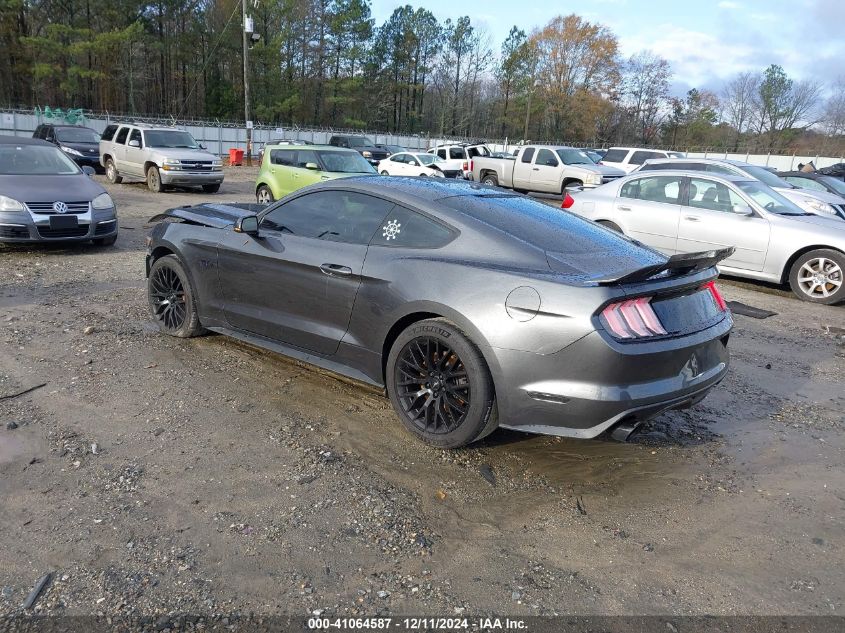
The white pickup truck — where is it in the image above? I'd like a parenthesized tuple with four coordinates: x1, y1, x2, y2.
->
(472, 145, 625, 194)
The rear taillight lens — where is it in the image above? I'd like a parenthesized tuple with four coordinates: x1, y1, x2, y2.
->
(462, 161, 468, 171)
(703, 281, 728, 311)
(469, 159, 474, 172)
(561, 193, 575, 209)
(601, 297, 667, 340)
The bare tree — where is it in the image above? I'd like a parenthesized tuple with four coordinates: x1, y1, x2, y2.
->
(721, 71, 760, 149)
(621, 50, 671, 144)
(822, 76, 845, 137)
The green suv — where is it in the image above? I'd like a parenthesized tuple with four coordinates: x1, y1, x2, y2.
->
(255, 144, 376, 203)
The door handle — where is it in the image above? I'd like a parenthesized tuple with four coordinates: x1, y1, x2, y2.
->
(320, 263, 352, 277)
(617, 205, 632, 211)
(532, 167, 539, 171)
(684, 215, 700, 222)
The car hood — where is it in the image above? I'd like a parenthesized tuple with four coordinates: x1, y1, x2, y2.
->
(775, 212, 845, 230)
(146, 148, 219, 162)
(150, 202, 265, 228)
(776, 186, 845, 205)
(0, 174, 105, 203)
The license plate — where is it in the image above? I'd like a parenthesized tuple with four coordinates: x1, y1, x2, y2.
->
(50, 215, 78, 229)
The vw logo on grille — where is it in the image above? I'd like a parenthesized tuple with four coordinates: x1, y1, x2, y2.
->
(53, 201, 69, 214)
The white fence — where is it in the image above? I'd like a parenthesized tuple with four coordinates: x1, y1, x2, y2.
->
(1, 109, 843, 169)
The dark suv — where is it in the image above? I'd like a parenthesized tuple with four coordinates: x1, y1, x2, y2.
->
(328, 135, 388, 165)
(33, 124, 102, 172)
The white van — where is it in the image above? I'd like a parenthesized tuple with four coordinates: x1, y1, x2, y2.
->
(600, 147, 685, 173)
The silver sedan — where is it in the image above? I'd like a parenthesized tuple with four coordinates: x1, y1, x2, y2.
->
(567, 170, 845, 304)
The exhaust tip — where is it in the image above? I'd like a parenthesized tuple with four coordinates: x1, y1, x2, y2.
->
(610, 420, 642, 442)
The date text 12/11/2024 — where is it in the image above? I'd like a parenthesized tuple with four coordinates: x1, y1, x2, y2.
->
(307, 617, 528, 630)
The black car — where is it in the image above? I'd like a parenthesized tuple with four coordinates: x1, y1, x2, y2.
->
(779, 171, 845, 202)
(375, 143, 407, 155)
(328, 135, 388, 165)
(145, 178, 732, 448)
(33, 124, 102, 172)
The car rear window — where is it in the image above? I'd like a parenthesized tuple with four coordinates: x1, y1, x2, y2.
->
(601, 149, 628, 163)
(101, 124, 118, 141)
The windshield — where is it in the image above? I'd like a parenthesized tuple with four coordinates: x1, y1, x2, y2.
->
(556, 148, 596, 165)
(736, 181, 808, 215)
(818, 175, 845, 196)
(740, 164, 793, 189)
(56, 128, 100, 143)
(0, 144, 81, 175)
(347, 137, 374, 148)
(318, 150, 377, 173)
(144, 130, 199, 149)
(416, 154, 442, 165)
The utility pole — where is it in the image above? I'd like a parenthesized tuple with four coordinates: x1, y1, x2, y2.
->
(242, 0, 252, 166)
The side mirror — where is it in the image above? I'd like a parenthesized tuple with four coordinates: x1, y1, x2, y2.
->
(199, 143, 207, 150)
(234, 215, 260, 236)
(128, 140, 140, 148)
(81, 166, 95, 177)
(732, 204, 754, 216)
(305, 162, 320, 170)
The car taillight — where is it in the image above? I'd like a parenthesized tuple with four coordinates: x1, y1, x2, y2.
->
(469, 159, 473, 172)
(561, 193, 575, 209)
(462, 161, 468, 171)
(601, 297, 667, 339)
(703, 281, 728, 311)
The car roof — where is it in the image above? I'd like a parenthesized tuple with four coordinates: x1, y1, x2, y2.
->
(624, 169, 752, 183)
(266, 143, 353, 151)
(645, 157, 754, 168)
(0, 134, 53, 146)
(305, 176, 519, 203)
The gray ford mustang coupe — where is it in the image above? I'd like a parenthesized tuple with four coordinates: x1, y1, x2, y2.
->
(145, 178, 733, 448)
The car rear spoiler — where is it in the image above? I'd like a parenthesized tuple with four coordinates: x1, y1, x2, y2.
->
(149, 203, 264, 229)
(595, 247, 735, 285)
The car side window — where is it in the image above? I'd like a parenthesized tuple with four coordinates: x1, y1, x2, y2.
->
(687, 178, 745, 213)
(449, 147, 465, 160)
(33, 126, 44, 139)
(101, 124, 118, 142)
(629, 151, 655, 165)
(370, 206, 455, 249)
(784, 176, 826, 192)
(295, 149, 319, 168)
(437, 149, 447, 159)
(536, 149, 558, 167)
(260, 191, 394, 245)
(619, 176, 682, 204)
(391, 154, 404, 163)
(520, 148, 535, 163)
(114, 127, 129, 145)
(128, 129, 142, 147)
(270, 149, 295, 166)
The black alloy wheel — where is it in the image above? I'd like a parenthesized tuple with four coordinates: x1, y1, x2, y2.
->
(147, 255, 205, 337)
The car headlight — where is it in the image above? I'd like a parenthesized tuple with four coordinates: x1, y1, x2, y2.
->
(0, 195, 25, 212)
(161, 159, 181, 171)
(586, 173, 603, 185)
(362, 151, 372, 158)
(60, 146, 83, 156)
(91, 193, 114, 210)
(803, 199, 836, 215)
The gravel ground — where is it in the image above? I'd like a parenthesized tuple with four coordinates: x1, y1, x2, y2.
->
(1, 168, 844, 622)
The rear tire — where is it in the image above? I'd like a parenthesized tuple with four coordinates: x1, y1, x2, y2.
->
(256, 185, 274, 205)
(202, 184, 220, 193)
(146, 166, 163, 193)
(788, 249, 845, 304)
(597, 220, 623, 233)
(481, 173, 499, 186)
(147, 255, 205, 338)
(106, 159, 122, 184)
(386, 318, 497, 448)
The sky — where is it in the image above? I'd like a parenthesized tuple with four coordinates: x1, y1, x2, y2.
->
(370, 0, 845, 96)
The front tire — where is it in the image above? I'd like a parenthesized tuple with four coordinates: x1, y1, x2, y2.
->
(563, 180, 583, 193)
(788, 249, 845, 304)
(147, 166, 164, 193)
(256, 185, 274, 205)
(386, 318, 497, 448)
(202, 184, 220, 193)
(147, 255, 205, 337)
(106, 159, 122, 184)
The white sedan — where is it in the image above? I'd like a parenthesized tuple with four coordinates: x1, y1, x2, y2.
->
(377, 153, 455, 178)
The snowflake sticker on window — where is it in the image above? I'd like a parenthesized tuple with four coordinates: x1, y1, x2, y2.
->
(382, 219, 401, 240)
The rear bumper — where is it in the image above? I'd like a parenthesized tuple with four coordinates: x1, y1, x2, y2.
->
(159, 171, 224, 185)
(488, 316, 732, 439)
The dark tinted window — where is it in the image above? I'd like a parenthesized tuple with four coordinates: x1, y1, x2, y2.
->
(641, 161, 698, 171)
(33, 126, 45, 139)
(601, 149, 628, 163)
(520, 148, 535, 163)
(370, 206, 455, 249)
(449, 147, 465, 160)
(536, 149, 558, 166)
(260, 191, 394, 245)
(270, 149, 295, 165)
(101, 124, 118, 142)
(705, 164, 734, 175)
(620, 175, 682, 204)
(436, 148, 447, 159)
(630, 150, 662, 165)
(114, 127, 130, 144)
(128, 128, 142, 146)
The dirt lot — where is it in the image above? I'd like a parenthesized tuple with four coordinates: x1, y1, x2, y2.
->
(1, 168, 844, 621)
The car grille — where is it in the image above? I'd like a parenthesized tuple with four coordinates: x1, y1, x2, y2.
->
(94, 220, 116, 235)
(179, 160, 212, 172)
(37, 225, 90, 238)
(26, 201, 90, 214)
(0, 225, 29, 238)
